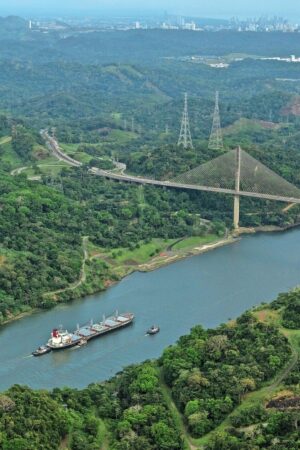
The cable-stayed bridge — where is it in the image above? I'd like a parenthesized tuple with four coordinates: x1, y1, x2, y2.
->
(43, 131, 300, 229)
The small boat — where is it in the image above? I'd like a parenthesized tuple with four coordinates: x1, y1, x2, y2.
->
(32, 345, 51, 357)
(147, 325, 160, 335)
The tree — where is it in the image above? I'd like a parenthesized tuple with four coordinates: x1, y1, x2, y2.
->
(150, 422, 181, 450)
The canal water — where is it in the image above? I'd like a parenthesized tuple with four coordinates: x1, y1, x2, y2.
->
(0, 229, 300, 390)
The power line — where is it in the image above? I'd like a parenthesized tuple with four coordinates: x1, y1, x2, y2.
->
(178, 93, 193, 149)
(208, 91, 223, 151)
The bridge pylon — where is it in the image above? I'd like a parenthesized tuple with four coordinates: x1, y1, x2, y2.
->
(233, 146, 241, 229)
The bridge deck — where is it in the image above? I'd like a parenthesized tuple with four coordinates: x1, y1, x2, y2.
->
(89, 168, 300, 205)
(43, 131, 300, 206)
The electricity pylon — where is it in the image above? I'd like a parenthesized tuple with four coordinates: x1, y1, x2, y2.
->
(178, 93, 193, 149)
(208, 91, 223, 151)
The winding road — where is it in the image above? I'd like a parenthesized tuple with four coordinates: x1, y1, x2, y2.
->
(44, 236, 89, 298)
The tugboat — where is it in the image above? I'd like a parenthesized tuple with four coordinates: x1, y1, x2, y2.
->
(32, 345, 51, 357)
(147, 325, 160, 335)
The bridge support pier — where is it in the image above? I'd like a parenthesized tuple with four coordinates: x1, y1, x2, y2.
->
(233, 195, 240, 229)
(233, 146, 241, 229)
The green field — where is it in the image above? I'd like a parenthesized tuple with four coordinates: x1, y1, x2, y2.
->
(0, 136, 22, 168)
(172, 234, 221, 251)
(89, 235, 222, 268)
(108, 129, 137, 143)
(110, 239, 174, 264)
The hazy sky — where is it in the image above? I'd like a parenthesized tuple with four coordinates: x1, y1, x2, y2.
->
(0, 0, 299, 20)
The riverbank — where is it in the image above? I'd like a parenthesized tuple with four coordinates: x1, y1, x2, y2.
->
(136, 235, 237, 272)
(1, 223, 298, 330)
(237, 222, 300, 235)
(0, 234, 234, 329)
(1, 308, 37, 327)
(88, 233, 239, 280)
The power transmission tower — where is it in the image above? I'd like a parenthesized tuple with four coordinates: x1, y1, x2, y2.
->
(131, 117, 135, 133)
(178, 93, 193, 149)
(208, 91, 223, 151)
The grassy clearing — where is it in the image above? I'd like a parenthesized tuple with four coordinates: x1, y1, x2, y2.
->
(223, 118, 264, 134)
(0, 136, 11, 145)
(0, 138, 22, 168)
(111, 112, 122, 121)
(98, 419, 109, 450)
(75, 152, 93, 164)
(172, 235, 220, 251)
(60, 143, 79, 154)
(253, 308, 281, 326)
(35, 154, 66, 165)
(107, 239, 175, 264)
(21, 167, 36, 177)
(59, 143, 95, 164)
(89, 235, 225, 271)
(38, 164, 69, 177)
(108, 129, 137, 143)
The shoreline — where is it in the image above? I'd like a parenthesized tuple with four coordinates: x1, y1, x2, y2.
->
(237, 222, 300, 235)
(136, 235, 238, 272)
(2, 223, 299, 329)
(1, 308, 38, 328)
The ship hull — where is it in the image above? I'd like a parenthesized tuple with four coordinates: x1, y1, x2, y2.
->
(47, 340, 80, 351)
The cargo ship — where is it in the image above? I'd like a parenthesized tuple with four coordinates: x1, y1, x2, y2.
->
(47, 311, 134, 351)
(75, 312, 134, 342)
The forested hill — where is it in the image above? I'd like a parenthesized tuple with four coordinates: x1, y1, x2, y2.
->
(0, 291, 300, 449)
(0, 16, 28, 37)
(1, 17, 300, 64)
(55, 30, 300, 64)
